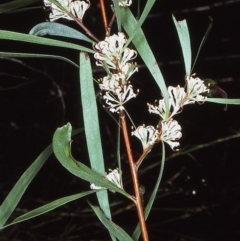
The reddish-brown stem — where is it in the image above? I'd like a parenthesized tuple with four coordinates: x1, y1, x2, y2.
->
(99, 0, 108, 34)
(135, 145, 153, 170)
(107, 12, 116, 36)
(69, 13, 100, 42)
(120, 111, 149, 241)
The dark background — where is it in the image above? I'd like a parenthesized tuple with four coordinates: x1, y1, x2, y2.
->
(0, 0, 240, 240)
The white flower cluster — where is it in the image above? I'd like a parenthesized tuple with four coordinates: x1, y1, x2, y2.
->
(94, 32, 138, 113)
(112, 0, 132, 7)
(132, 75, 209, 150)
(90, 169, 123, 192)
(44, 0, 89, 21)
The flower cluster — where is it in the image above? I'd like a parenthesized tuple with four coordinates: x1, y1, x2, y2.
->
(94, 32, 138, 113)
(132, 75, 209, 150)
(113, 0, 132, 7)
(44, 0, 90, 21)
(90, 169, 123, 192)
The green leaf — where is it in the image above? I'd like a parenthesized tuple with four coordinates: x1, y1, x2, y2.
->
(206, 98, 240, 105)
(172, 15, 192, 75)
(52, 123, 134, 201)
(0, 145, 53, 229)
(191, 19, 213, 73)
(112, 0, 121, 32)
(79, 52, 114, 222)
(0, 51, 79, 68)
(3, 191, 95, 228)
(124, 0, 156, 49)
(120, 7, 169, 115)
(89, 202, 134, 241)
(0, 30, 95, 53)
(0, 0, 38, 13)
(132, 142, 166, 240)
(29, 22, 93, 43)
(0, 128, 84, 229)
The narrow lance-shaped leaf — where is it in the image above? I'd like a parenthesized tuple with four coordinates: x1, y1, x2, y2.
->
(112, 0, 121, 32)
(120, 7, 169, 116)
(172, 15, 192, 76)
(3, 191, 96, 228)
(0, 30, 94, 53)
(124, 0, 156, 49)
(89, 202, 134, 241)
(79, 52, 115, 238)
(0, 52, 79, 68)
(0, 0, 38, 13)
(0, 145, 53, 228)
(0, 127, 83, 229)
(205, 98, 240, 105)
(29, 22, 93, 43)
(52, 123, 134, 202)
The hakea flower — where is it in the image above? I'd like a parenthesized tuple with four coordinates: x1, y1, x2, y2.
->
(103, 85, 137, 113)
(94, 32, 137, 72)
(160, 119, 182, 150)
(132, 125, 160, 150)
(114, 0, 132, 7)
(147, 86, 185, 122)
(186, 75, 209, 102)
(44, 0, 89, 21)
(70, 0, 90, 20)
(90, 169, 123, 192)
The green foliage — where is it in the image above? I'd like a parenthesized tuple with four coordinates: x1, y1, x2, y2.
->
(29, 22, 93, 43)
(0, 0, 39, 13)
(0, 30, 94, 53)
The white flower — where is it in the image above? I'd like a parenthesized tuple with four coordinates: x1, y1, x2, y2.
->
(94, 32, 137, 72)
(44, 0, 89, 21)
(99, 74, 121, 92)
(132, 125, 159, 150)
(114, 0, 132, 7)
(103, 85, 137, 113)
(160, 119, 182, 150)
(148, 85, 195, 121)
(106, 169, 123, 191)
(120, 62, 138, 80)
(186, 75, 209, 102)
(70, 0, 90, 20)
(94, 33, 127, 68)
(90, 169, 123, 192)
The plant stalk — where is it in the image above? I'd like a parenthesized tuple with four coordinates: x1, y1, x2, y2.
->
(120, 111, 149, 241)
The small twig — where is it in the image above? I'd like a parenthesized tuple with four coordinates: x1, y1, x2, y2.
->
(119, 111, 149, 241)
(99, 0, 108, 34)
(69, 13, 100, 42)
(107, 12, 116, 36)
(135, 145, 153, 170)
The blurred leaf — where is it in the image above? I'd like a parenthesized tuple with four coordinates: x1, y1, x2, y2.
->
(29, 22, 93, 43)
(0, 51, 79, 68)
(0, 128, 83, 228)
(124, 0, 156, 49)
(0, 145, 52, 229)
(191, 18, 213, 73)
(89, 202, 134, 241)
(112, 0, 121, 32)
(52, 123, 134, 201)
(172, 15, 191, 75)
(120, 7, 169, 115)
(132, 142, 166, 240)
(206, 98, 240, 105)
(4, 191, 96, 228)
(46, 0, 68, 13)
(0, 0, 38, 13)
(0, 30, 94, 53)
(79, 51, 114, 238)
